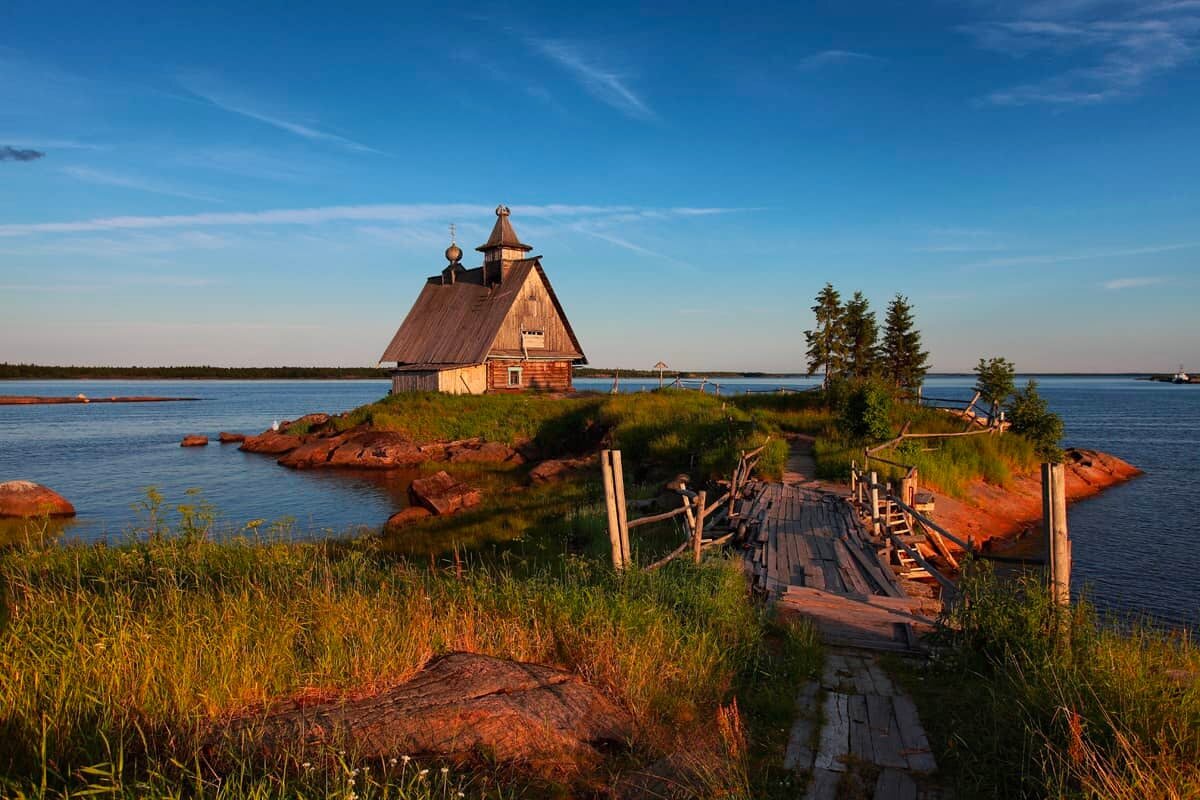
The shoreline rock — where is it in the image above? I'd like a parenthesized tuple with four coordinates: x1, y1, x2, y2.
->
(0, 480, 76, 517)
(926, 448, 1142, 549)
(409, 471, 482, 516)
(218, 431, 246, 443)
(181, 435, 209, 447)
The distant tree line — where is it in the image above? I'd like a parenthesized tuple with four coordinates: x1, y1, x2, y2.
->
(804, 284, 930, 393)
(0, 364, 390, 380)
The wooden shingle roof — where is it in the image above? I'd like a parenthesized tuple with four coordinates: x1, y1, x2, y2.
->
(476, 206, 532, 253)
(378, 258, 586, 366)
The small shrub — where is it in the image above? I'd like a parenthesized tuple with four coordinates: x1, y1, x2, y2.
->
(838, 379, 894, 442)
(1007, 379, 1064, 461)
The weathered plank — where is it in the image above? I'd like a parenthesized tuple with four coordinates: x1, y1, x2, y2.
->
(784, 682, 820, 772)
(892, 694, 937, 773)
(865, 694, 908, 769)
(814, 692, 850, 773)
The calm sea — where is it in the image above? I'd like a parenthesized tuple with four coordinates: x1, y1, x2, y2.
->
(1, 376, 1196, 628)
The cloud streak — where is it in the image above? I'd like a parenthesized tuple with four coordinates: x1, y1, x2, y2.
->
(529, 39, 654, 120)
(797, 49, 882, 69)
(61, 166, 219, 202)
(961, 1, 1200, 105)
(181, 78, 382, 154)
(1103, 276, 1166, 289)
(0, 203, 744, 237)
(962, 242, 1199, 269)
(1, 146, 45, 162)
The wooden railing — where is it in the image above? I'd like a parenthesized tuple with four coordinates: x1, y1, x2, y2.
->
(600, 442, 769, 571)
(848, 462, 972, 598)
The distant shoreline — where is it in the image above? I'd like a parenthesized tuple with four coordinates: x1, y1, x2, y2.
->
(0, 363, 1164, 381)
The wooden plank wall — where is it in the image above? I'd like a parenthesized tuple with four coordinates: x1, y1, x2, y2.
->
(390, 371, 439, 393)
(490, 268, 577, 355)
(487, 359, 572, 392)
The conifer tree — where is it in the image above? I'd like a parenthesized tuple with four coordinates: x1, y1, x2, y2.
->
(804, 283, 845, 387)
(878, 294, 929, 393)
(842, 291, 878, 379)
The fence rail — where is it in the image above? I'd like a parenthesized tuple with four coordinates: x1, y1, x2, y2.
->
(600, 441, 769, 571)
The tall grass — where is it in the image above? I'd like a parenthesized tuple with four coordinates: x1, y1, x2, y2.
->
(0, 530, 792, 798)
(900, 562, 1200, 798)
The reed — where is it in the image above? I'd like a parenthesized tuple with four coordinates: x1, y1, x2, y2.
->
(899, 562, 1200, 798)
(0, 524, 811, 798)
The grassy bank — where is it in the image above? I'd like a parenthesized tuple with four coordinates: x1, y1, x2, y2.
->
(898, 563, 1199, 799)
(0, 527, 819, 798)
(320, 390, 789, 481)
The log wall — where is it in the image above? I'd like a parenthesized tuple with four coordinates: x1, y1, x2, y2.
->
(487, 359, 572, 393)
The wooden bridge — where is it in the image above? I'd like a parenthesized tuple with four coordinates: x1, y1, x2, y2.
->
(737, 456, 949, 799)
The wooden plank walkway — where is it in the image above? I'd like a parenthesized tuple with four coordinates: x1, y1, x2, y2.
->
(739, 473, 944, 799)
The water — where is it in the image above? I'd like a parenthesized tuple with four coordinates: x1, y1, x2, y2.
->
(1, 375, 1196, 628)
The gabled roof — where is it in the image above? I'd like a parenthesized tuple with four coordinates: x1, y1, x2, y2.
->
(379, 258, 586, 366)
(476, 206, 532, 253)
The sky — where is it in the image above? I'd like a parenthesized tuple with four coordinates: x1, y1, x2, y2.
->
(1, 0, 1198, 373)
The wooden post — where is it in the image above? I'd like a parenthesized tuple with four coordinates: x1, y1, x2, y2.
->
(850, 460, 858, 500)
(692, 490, 707, 564)
(601, 450, 623, 570)
(869, 471, 880, 536)
(1051, 463, 1070, 607)
(611, 450, 631, 568)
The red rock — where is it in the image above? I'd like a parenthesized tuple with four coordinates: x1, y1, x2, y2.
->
(218, 432, 246, 443)
(409, 471, 482, 516)
(277, 436, 344, 469)
(384, 506, 433, 530)
(448, 441, 522, 464)
(529, 455, 595, 484)
(240, 430, 305, 455)
(326, 431, 425, 469)
(0, 480, 76, 517)
(181, 435, 209, 447)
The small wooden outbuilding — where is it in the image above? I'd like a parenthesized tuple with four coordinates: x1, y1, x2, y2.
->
(379, 206, 587, 394)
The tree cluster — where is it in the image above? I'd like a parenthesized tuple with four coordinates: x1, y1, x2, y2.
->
(803, 284, 930, 393)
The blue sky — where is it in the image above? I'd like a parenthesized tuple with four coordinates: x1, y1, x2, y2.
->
(1, 0, 1198, 372)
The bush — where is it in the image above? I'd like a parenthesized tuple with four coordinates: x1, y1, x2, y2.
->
(838, 379, 894, 442)
(1007, 380, 1064, 461)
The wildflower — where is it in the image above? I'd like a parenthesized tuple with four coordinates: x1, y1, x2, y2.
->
(388, 757, 398, 765)
(440, 767, 449, 774)
(301, 762, 312, 769)
(347, 777, 355, 787)
(419, 768, 429, 779)
(401, 755, 411, 764)
(457, 793, 465, 798)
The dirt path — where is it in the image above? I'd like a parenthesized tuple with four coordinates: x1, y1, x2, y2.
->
(782, 434, 817, 484)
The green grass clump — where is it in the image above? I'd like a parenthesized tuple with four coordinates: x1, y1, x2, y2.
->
(899, 563, 1200, 799)
(0, 528, 810, 798)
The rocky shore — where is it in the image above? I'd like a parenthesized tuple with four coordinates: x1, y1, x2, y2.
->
(928, 448, 1141, 548)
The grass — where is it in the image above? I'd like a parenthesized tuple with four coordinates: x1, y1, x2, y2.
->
(300, 390, 787, 482)
(0, 508, 822, 799)
(895, 562, 1200, 799)
(807, 402, 1039, 497)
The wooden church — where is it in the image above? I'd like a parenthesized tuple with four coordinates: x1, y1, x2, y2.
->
(379, 205, 587, 394)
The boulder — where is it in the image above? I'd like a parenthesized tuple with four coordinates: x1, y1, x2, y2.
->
(0, 480, 76, 517)
(240, 430, 305, 455)
(204, 652, 632, 779)
(217, 432, 246, 444)
(447, 440, 522, 464)
(384, 506, 433, 530)
(181, 435, 209, 447)
(325, 431, 425, 469)
(282, 413, 331, 432)
(276, 436, 344, 469)
(529, 455, 595, 484)
(409, 471, 482, 515)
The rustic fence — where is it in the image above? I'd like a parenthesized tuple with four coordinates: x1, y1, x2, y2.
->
(848, 459, 1072, 607)
(599, 442, 769, 571)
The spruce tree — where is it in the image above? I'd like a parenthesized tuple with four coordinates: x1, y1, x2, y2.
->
(804, 283, 845, 388)
(842, 291, 878, 379)
(878, 294, 929, 393)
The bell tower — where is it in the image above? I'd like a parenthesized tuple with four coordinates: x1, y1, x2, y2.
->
(476, 204, 532, 285)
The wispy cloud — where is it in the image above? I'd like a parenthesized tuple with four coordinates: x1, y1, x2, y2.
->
(0, 203, 745, 237)
(962, 241, 1199, 269)
(61, 166, 219, 202)
(529, 39, 654, 120)
(180, 76, 382, 154)
(797, 49, 882, 69)
(0, 137, 104, 151)
(962, 2, 1200, 105)
(1, 146, 44, 162)
(1103, 276, 1166, 289)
